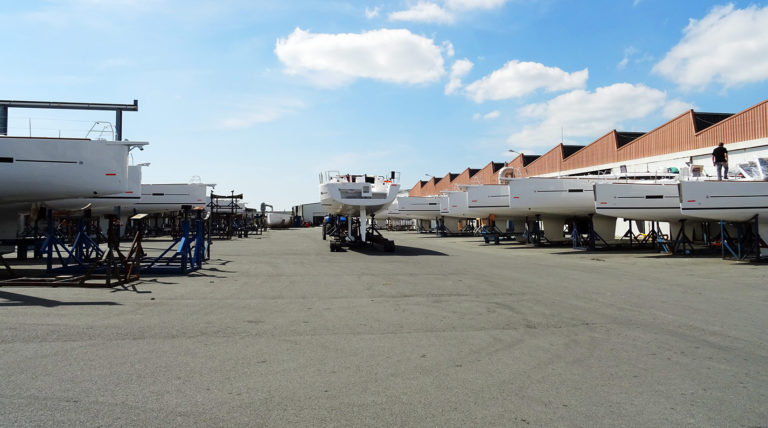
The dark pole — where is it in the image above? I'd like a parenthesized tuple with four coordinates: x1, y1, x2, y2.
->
(116, 110, 123, 141)
(0, 106, 7, 135)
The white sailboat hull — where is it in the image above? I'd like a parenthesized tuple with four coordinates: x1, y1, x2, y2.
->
(319, 180, 399, 218)
(0, 137, 139, 204)
(507, 177, 597, 217)
(43, 164, 143, 215)
(594, 181, 683, 222)
(134, 183, 209, 214)
(466, 184, 515, 218)
(679, 180, 768, 222)
(439, 191, 471, 218)
(389, 196, 440, 220)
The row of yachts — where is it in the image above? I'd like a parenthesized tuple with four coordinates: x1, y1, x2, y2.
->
(0, 135, 210, 255)
(387, 162, 768, 247)
(319, 159, 768, 253)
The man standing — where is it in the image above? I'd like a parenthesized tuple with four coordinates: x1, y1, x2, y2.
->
(712, 142, 729, 180)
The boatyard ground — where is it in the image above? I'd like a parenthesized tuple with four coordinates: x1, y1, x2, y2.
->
(1, 228, 767, 426)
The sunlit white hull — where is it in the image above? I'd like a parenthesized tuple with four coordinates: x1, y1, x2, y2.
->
(43, 164, 143, 215)
(133, 183, 209, 214)
(466, 184, 515, 218)
(319, 179, 399, 218)
(594, 181, 684, 222)
(507, 177, 600, 217)
(389, 196, 440, 220)
(0, 136, 142, 204)
(439, 191, 471, 218)
(679, 180, 768, 222)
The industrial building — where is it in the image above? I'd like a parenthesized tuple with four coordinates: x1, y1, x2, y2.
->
(409, 98, 768, 196)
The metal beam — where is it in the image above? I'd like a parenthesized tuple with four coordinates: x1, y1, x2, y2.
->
(0, 99, 138, 111)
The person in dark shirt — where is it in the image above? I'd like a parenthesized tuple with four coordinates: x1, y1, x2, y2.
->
(712, 142, 728, 180)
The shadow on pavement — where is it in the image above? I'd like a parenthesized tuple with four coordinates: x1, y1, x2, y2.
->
(347, 245, 447, 256)
(0, 290, 120, 307)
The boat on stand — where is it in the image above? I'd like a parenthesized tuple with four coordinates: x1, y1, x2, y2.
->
(679, 179, 768, 256)
(319, 171, 400, 252)
(438, 190, 477, 235)
(595, 159, 768, 251)
(0, 135, 147, 255)
(463, 183, 526, 242)
(505, 173, 677, 246)
(387, 195, 441, 232)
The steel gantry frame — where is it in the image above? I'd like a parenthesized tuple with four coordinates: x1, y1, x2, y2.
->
(0, 99, 139, 140)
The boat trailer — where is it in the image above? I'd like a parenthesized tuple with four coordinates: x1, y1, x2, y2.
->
(481, 224, 518, 244)
(323, 215, 395, 252)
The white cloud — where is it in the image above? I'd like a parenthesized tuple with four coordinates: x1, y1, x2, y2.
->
(388, 0, 508, 24)
(653, 4, 768, 90)
(445, 58, 474, 94)
(275, 28, 445, 87)
(220, 100, 305, 129)
(472, 111, 500, 120)
(442, 41, 455, 57)
(444, 0, 508, 10)
(662, 99, 696, 118)
(365, 6, 380, 19)
(506, 83, 687, 150)
(617, 46, 637, 70)
(464, 60, 588, 102)
(617, 46, 654, 70)
(389, 2, 454, 24)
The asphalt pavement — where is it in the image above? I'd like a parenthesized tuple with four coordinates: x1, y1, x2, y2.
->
(1, 228, 766, 426)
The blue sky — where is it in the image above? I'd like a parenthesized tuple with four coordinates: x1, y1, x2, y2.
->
(3, 0, 768, 210)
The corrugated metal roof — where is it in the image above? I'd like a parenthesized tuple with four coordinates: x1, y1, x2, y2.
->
(407, 98, 768, 195)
